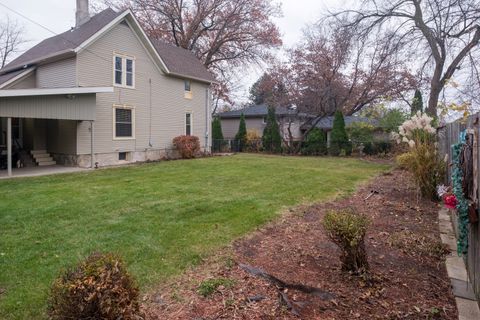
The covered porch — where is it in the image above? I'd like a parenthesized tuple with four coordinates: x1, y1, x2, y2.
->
(0, 86, 112, 177)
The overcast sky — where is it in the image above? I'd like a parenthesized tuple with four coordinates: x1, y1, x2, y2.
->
(0, 0, 347, 105)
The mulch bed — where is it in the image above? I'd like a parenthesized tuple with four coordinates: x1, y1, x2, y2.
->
(144, 168, 457, 319)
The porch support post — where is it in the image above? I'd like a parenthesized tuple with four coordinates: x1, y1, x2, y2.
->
(90, 120, 94, 169)
(7, 117, 12, 177)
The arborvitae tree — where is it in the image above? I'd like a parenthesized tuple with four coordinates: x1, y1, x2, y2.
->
(301, 128, 327, 155)
(411, 89, 424, 115)
(235, 113, 247, 151)
(212, 117, 224, 152)
(262, 107, 282, 153)
(329, 111, 352, 156)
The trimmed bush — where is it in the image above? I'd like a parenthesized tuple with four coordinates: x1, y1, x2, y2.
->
(245, 129, 262, 152)
(329, 111, 352, 156)
(235, 113, 247, 152)
(302, 128, 327, 155)
(48, 252, 140, 320)
(173, 135, 201, 159)
(323, 210, 370, 273)
(348, 122, 374, 152)
(262, 107, 282, 153)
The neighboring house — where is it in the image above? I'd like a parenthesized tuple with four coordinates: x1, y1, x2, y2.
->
(0, 0, 215, 176)
(216, 104, 383, 146)
(302, 116, 383, 146)
(216, 104, 311, 142)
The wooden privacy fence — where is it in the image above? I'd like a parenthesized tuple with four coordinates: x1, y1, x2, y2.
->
(437, 113, 480, 299)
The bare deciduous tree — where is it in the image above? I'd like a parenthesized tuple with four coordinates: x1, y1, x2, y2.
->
(331, 0, 480, 117)
(0, 16, 25, 69)
(101, 0, 282, 104)
(279, 23, 415, 137)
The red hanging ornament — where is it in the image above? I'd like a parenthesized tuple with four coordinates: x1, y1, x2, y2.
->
(443, 194, 458, 209)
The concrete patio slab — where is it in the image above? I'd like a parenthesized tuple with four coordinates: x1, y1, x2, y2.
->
(0, 166, 87, 179)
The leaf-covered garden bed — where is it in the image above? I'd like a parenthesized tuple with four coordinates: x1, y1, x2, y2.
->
(144, 168, 456, 319)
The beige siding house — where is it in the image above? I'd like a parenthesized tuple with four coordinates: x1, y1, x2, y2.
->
(0, 2, 215, 176)
(217, 104, 307, 142)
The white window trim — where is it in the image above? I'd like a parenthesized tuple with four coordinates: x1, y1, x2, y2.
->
(184, 80, 193, 99)
(185, 111, 193, 136)
(184, 80, 192, 92)
(113, 105, 136, 140)
(112, 53, 136, 89)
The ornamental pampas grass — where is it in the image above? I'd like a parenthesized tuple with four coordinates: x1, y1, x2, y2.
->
(395, 112, 445, 199)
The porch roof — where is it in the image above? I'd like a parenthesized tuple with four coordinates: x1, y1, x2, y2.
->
(0, 87, 113, 97)
(0, 87, 112, 121)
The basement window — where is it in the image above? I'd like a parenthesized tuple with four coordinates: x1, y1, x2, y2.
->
(118, 152, 127, 161)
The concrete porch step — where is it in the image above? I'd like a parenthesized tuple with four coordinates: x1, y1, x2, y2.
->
(31, 150, 47, 155)
(37, 161, 56, 166)
(30, 150, 57, 166)
(35, 155, 53, 161)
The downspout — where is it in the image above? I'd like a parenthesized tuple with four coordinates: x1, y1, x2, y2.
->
(90, 120, 94, 169)
(205, 87, 210, 152)
(148, 78, 152, 147)
(7, 117, 12, 177)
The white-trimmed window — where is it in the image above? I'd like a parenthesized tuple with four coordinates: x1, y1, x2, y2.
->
(185, 112, 192, 136)
(184, 80, 192, 99)
(113, 54, 135, 88)
(184, 80, 191, 92)
(113, 105, 135, 139)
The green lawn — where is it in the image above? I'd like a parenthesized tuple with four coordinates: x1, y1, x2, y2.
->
(0, 154, 388, 319)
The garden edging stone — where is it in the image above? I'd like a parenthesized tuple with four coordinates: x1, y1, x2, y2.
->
(438, 208, 480, 320)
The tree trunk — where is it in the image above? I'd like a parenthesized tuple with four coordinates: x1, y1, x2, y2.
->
(427, 82, 441, 119)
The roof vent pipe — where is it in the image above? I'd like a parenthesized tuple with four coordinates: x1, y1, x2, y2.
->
(76, 0, 90, 27)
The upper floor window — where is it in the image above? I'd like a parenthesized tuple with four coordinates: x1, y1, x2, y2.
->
(114, 54, 135, 88)
(184, 80, 191, 92)
(184, 80, 193, 99)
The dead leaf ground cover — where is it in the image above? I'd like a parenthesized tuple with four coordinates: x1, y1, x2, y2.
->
(144, 168, 456, 319)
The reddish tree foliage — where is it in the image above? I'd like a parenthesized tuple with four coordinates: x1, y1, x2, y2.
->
(102, 0, 282, 105)
(286, 25, 417, 118)
(260, 23, 417, 150)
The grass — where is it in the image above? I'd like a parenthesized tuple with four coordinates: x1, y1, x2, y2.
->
(198, 278, 236, 297)
(0, 154, 388, 319)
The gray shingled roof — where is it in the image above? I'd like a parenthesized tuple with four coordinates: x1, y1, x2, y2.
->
(3, 9, 122, 72)
(0, 8, 215, 85)
(153, 40, 215, 82)
(311, 116, 379, 130)
(0, 68, 32, 87)
(217, 104, 297, 118)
